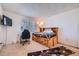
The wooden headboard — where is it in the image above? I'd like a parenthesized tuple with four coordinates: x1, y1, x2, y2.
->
(40, 27, 58, 34)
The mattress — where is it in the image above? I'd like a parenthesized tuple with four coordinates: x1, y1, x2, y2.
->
(33, 32, 56, 38)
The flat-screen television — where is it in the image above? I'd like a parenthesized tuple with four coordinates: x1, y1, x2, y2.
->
(1, 15, 12, 26)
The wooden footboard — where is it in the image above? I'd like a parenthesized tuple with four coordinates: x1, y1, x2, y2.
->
(32, 27, 58, 48)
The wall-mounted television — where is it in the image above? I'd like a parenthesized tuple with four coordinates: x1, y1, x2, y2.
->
(1, 15, 12, 26)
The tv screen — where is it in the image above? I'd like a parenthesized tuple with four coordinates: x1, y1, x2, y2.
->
(1, 15, 12, 26)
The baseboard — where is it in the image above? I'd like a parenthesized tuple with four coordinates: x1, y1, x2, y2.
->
(58, 42, 79, 49)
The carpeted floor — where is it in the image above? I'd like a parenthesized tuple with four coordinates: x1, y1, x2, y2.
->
(0, 41, 79, 56)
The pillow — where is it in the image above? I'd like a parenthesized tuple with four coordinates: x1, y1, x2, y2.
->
(44, 28, 53, 33)
(44, 28, 56, 35)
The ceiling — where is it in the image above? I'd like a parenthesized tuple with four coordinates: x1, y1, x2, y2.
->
(1, 3, 79, 17)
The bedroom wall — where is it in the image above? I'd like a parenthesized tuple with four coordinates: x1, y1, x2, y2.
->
(33, 17, 45, 32)
(2, 10, 35, 44)
(78, 16, 79, 47)
(43, 8, 79, 48)
(0, 4, 4, 43)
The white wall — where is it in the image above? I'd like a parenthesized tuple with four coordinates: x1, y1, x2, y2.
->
(44, 8, 79, 48)
(2, 11, 34, 44)
(0, 4, 4, 43)
(0, 4, 2, 15)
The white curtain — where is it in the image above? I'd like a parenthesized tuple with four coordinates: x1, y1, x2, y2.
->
(21, 18, 37, 32)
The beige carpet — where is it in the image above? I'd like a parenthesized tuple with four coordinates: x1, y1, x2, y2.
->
(0, 41, 48, 56)
(0, 41, 79, 56)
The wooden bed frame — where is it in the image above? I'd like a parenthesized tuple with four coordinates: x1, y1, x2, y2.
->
(32, 27, 58, 48)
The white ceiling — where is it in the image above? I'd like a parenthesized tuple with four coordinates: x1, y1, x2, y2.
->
(1, 3, 79, 17)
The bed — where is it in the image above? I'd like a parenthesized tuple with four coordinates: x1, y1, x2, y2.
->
(32, 27, 58, 48)
(33, 28, 56, 38)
